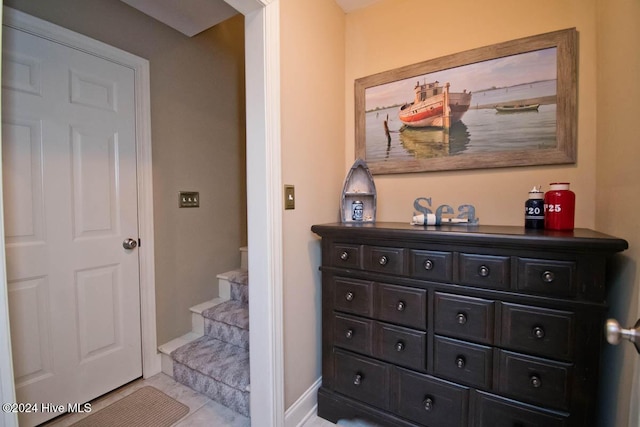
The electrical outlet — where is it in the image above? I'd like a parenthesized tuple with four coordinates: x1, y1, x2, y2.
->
(179, 191, 199, 208)
(284, 185, 295, 210)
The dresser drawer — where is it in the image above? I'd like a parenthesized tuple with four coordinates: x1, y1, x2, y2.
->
(374, 322, 426, 371)
(459, 254, 510, 290)
(363, 246, 405, 275)
(395, 368, 468, 427)
(333, 350, 390, 410)
(497, 350, 572, 411)
(516, 258, 576, 297)
(333, 313, 373, 355)
(470, 390, 568, 427)
(434, 336, 493, 389)
(333, 278, 372, 316)
(330, 243, 361, 269)
(374, 283, 427, 329)
(410, 249, 453, 282)
(500, 303, 575, 360)
(434, 292, 495, 345)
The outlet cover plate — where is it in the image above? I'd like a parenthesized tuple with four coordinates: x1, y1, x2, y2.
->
(284, 185, 295, 210)
(179, 191, 199, 208)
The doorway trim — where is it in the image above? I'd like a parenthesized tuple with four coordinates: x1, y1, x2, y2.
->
(223, 0, 284, 425)
(0, 8, 159, 424)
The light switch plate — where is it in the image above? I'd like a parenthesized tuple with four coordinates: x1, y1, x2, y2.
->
(179, 191, 200, 208)
(284, 185, 295, 210)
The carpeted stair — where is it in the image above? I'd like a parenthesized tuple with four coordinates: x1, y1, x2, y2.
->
(168, 268, 250, 416)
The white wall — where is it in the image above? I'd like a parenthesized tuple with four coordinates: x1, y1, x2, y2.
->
(345, 0, 599, 228)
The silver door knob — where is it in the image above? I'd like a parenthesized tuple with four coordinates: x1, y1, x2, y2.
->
(123, 238, 138, 250)
(605, 318, 640, 354)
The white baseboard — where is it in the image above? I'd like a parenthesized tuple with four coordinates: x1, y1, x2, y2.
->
(284, 377, 322, 427)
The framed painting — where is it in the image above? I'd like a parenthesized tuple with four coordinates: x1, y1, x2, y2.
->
(354, 28, 577, 174)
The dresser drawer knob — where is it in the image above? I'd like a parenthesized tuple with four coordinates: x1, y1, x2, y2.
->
(542, 270, 555, 283)
(455, 356, 466, 369)
(396, 301, 406, 311)
(345, 292, 354, 301)
(340, 251, 349, 261)
(395, 341, 405, 352)
(345, 329, 354, 339)
(456, 312, 467, 325)
(353, 373, 363, 386)
(478, 265, 490, 277)
(423, 397, 434, 411)
(533, 326, 545, 339)
(378, 255, 388, 265)
(423, 259, 434, 270)
(530, 375, 542, 388)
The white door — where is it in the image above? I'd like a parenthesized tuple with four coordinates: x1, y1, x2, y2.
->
(2, 25, 142, 426)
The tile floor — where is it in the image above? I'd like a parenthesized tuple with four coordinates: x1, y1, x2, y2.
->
(42, 373, 250, 427)
(40, 372, 373, 427)
(302, 416, 338, 427)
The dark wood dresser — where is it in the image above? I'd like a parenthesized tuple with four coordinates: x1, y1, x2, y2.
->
(311, 222, 628, 427)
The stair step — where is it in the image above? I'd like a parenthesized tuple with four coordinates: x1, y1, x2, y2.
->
(203, 300, 249, 329)
(159, 251, 250, 417)
(217, 268, 248, 303)
(190, 297, 230, 335)
(203, 300, 249, 349)
(158, 331, 202, 377)
(172, 335, 250, 416)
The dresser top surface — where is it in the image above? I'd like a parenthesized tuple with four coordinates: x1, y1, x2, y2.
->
(311, 222, 628, 254)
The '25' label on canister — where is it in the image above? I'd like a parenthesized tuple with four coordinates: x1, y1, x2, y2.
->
(545, 203, 562, 212)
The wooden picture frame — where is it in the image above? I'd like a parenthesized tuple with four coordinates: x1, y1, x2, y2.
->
(355, 28, 577, 175)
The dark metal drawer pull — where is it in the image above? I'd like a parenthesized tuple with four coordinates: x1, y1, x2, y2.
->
(478, 265, 490, 277)
(456, 312, 467, 325)
(542, 270, 555, 283)
(533, 326, 545, 339)
(396, 301, 406, 312)
(423, 259, 434, 270)
(345, 292, 354, 301)
(340, 251, 349, 261)
(395, 341, 405, 352)
(345, 329, 354, 339)
(530, 374, 542, 388)
(353, 373, 363, 386)
(378, 255, 388, 265)
(423, 397, 434, 411)
(455, 356, 466, 369)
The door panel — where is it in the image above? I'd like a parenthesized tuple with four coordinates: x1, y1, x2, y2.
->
(2, 25, 142, 426)
(2, 118, 44, 245)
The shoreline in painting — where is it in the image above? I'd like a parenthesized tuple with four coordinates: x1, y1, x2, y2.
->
(470, 94, 555, 110)
(367, 94, 556, 112)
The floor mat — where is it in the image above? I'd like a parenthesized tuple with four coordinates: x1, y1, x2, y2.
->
(70, 386, 189, 427)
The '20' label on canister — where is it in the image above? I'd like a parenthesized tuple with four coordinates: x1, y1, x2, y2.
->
(525, 205, 544, 218)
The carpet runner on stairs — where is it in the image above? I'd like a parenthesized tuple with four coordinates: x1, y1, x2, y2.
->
(170, 268, 250, 416)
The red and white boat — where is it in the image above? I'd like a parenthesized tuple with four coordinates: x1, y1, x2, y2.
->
(399, 81, 472, 128)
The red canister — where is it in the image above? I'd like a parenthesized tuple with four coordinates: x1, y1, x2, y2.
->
(544, 183, 575, 230)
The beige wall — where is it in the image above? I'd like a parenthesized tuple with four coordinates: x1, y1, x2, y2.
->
(339, 0, 640, 425)
(280, 0, 346, 407)
(595, 0, 640, 425)
(345, 0, 597, 227)
(3, 0, 247, 345)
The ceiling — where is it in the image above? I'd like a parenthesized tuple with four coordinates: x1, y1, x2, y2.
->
(120, 0, 239, 37)
(335, 0, 383, 13)
(120, 0, 383, 37)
